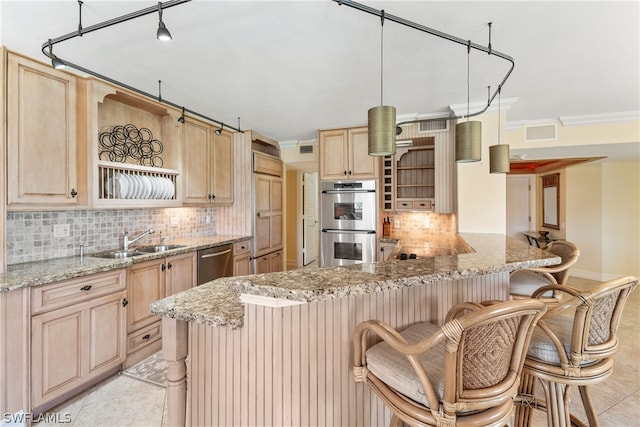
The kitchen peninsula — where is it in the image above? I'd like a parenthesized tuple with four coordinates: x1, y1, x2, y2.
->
(151, 233, 560, 427)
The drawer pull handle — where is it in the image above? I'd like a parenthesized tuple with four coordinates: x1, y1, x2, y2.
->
(80, 285, 92, 291)
(142, 334, 151, 340)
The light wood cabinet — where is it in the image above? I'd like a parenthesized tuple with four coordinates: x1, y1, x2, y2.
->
(319, 127, 379, 181)
(182, 118, 234, 205)
(254, 173, 283, 257)
(255, 250, 283, 274)
(125, 252, 196, 366)
(233, 240, 251, 276)
(394, 146, 435, 212)
(30, 270, 126, 410)
(6, 52, 80, 209)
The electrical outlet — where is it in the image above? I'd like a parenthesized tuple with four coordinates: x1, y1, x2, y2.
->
(423, 216, 431, 229)
(170, 217, 179, 228)
(206, 215, 211, 224)
(53, 224, 70, 237)
(394, 220, 400, 228)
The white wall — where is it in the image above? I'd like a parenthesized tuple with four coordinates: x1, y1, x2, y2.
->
(457, 112, 507, 234)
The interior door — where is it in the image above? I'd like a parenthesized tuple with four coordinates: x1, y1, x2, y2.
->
(506, 175, 533, 242)
(302, 172, 318, 266)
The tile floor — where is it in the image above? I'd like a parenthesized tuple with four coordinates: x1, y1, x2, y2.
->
(34, 276, 639, 426)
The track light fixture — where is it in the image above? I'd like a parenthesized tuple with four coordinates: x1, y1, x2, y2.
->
(178, 107, 185, 123)
(48, 39, 66, 70)
(156, 2, 172, 41)
(215, 124, 223, 135)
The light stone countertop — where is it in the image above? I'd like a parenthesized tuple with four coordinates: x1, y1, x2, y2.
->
(150, 233, 560, 329)
(0, 234, 251, 292)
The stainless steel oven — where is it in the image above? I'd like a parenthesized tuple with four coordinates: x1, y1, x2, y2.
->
(320, 180, 377, 267)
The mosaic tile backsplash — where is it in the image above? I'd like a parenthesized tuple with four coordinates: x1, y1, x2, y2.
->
(6, 207, 218, 265)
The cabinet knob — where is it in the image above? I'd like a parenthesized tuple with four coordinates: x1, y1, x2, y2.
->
(343, 170, 347, 176)
(70, 188, 78, 198)
(122, 298, 129, 307)
(348, 170, 352, 175)
(80, 285, 92, 291)
(167, 262, 172, 269)
(161, 263, 166, 271)
(211, 194, 216, 200)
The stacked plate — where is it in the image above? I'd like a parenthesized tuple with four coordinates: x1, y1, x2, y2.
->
(105, 172, 175, 199)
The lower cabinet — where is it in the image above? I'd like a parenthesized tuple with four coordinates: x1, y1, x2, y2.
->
(233, 240, 251, 276)
(255, 250, 283, 274)
(125, 252, 196, 367)
(30, 270, 126, 410)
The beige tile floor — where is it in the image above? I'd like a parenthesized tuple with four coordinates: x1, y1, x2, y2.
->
(35, 276, 639, 427)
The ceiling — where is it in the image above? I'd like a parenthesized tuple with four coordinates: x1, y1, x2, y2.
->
(1, 1, 639, 162)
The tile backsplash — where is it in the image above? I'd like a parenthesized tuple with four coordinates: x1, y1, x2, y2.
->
(6, 207, 218, 265)
(382, 212, 457, 238)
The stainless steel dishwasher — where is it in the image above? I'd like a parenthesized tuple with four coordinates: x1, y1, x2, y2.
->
(197, 244, 233, 285)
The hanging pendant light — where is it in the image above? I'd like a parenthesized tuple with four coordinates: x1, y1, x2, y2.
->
(455, 41, 481, 163)
(368, 11, 396, 157)
(489, 85, 510, 173)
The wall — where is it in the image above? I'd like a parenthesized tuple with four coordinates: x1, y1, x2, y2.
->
(456, 111, 507, 234)
(566, 160, 640, 279)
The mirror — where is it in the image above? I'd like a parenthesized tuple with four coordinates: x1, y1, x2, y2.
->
(542, 173, 560, 229)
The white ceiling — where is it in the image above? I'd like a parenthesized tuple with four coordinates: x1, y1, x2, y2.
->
(1, 1, 639, 150)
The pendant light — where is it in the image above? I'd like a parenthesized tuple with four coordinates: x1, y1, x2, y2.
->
(489, 85, 510, 173)
(455, 41, 481, 163)
(368, 11, 396, 157)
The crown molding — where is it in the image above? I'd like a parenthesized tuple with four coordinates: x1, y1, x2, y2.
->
(559, 111, 640, 127)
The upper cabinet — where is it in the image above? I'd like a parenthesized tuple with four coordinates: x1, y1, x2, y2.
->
(6, 52, 81, 209)
(182, 118, 234, 205)
(319, 127, 379, 181)
(86, 80, 183, 208)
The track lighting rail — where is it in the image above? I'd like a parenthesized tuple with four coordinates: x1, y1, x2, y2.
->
(40, 0, 242, 133)
(334, 0, 515, 126)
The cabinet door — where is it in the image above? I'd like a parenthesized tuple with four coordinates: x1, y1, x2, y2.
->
(255, 175, 283, 256)
(210, 130, 234, 204)
(31, 304, 83, 408)
(182, 119, 211, 204)
(127, 259, 164, 331)
(87, 293, 126, 374)
(319, 129, 349, 180)
(269, 251, 283, 273)
(348, 127, 379, 179)
(7, 53, 78, 207)
(234, 255, 251, 276)
(166, 252, 196, 296)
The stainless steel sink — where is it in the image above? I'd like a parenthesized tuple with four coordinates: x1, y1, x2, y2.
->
(92, 250, 146, 259)
(135, 244, 186, 253)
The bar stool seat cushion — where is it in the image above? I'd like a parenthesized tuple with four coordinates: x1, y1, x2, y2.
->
(511, 270, 554, 297)
(366, 322, 443, 408)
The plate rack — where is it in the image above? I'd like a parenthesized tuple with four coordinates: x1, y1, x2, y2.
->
(98, 161, 179, 201)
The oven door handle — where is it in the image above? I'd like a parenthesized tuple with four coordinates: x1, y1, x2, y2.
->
(322, 229, 376, 234)
(322, 189, 376, 194)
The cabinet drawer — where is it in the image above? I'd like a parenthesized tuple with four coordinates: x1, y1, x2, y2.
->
(127, 321, 162, 355)
(233, 241, 251, 255)
(395, 199, 434, 211)
(32, 270, 126, 315)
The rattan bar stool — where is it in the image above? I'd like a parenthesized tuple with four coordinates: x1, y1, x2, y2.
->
(353, 299, 547, 427)
(514, 276, 638, 427)
(510, 240, 580, 304)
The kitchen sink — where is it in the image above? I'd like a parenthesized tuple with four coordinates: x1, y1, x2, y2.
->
(135, 244, 187, 253)
(91, 250, 146, 259)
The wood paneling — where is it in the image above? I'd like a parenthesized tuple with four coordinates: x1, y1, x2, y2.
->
(183, 273, 509, 426)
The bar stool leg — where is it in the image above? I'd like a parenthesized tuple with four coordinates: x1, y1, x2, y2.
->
(515, 371, 537, 427)
(578, 386, 600, 427)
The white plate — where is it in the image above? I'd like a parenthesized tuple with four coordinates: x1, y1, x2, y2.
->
(106, 173, 128, 199)
(121, 174, 132, 199)
(134, 175, 144, 199)
(162, 177, 171, 199)
(165, 177, 175, 199)
(140, 175, 152, 199)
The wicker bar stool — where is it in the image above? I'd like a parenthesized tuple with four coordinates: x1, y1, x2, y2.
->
(515, 276, 638, 427)
(352, 299, 547, 427)
(510, 240, 580, 304)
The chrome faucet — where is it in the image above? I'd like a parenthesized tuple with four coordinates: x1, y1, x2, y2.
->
(123, 228, 154, 251)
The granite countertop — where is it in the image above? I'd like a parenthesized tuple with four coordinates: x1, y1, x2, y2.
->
(150, 233, 561, 329)
(0, 234, 251, 292)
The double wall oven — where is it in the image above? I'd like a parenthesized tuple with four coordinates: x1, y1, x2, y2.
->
(320, 180, 377, 267)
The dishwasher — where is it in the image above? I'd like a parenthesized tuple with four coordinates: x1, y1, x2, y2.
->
(197, 244, 233, 285)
